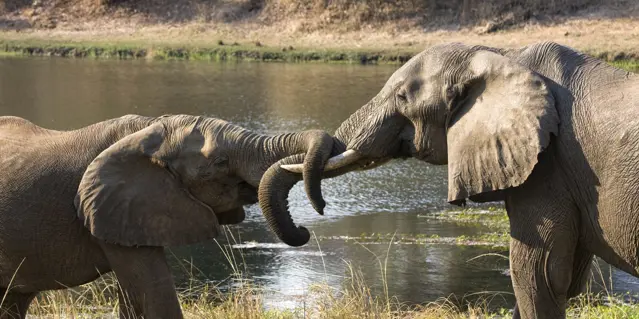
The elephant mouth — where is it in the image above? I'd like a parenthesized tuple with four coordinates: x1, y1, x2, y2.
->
(356, 139, 413, 170)
(237, 182, 258, 205)
(391, 138, 414, 158)
(356, 158, 391, 171)
(413, 151, 432, 161)
(350, 146, 409, 171)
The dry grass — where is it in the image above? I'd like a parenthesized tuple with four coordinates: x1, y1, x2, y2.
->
(2, 15, 639, 63)
(1, 228, 637, 318)
(0, 0, 639, 60)
(1, 0, 635, 28)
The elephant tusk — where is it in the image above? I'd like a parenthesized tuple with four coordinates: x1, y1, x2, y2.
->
(281, 150, 361, 173)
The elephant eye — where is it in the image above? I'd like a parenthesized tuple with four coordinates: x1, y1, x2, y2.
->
(213, 157, 228, 167)
(397, 92, 408, 103)
(445, 86, 456, 101)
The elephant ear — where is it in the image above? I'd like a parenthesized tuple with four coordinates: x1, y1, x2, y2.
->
(75, 122, 219, 247)
(446, 50, 559, 204)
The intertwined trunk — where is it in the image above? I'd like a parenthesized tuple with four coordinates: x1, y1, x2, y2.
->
(227, 128, 335, 247)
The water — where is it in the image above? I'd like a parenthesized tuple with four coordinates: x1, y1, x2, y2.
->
(1, 57, 638, 310)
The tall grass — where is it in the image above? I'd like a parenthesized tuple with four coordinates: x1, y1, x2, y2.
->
(2, 226, 639, 318)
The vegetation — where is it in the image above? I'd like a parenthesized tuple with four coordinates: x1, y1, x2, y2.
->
(307, 207, 512, 248)
(1, 0, 638, 65)
(610, 60, 639, 72)
(2, 39, 639, 68)
(430, 206, 510, 229)
(0, 39, 416, 64)
(1, 225, 637, 318)
(0, 0, 632, 32)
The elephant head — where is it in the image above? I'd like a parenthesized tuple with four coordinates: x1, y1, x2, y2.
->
(262, 42, 561, 246)
(74, 114, 333, 247)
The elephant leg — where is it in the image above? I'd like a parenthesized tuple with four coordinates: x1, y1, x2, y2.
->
(511, 244, 592, 319)
(99, 242, 183, 319)
(508, 234, 577, 319)
(505, 162, 580, 319)
(0, 289, 36, 319)
(566, 245, 593, 299)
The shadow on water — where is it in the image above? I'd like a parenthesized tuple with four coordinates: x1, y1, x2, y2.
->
(0, 56, 638, 310)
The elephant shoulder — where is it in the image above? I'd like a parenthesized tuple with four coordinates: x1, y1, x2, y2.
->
(0, 116, 60, 138)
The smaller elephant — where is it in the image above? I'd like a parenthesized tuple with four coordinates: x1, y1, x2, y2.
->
(0, 114, 333, 319)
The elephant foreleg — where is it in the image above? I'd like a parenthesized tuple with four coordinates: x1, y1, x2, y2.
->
(566, 245, 593, 298)
(505, 161, 581, 319)
(511, 244, 592, 319)
(99, 243, 183, 319)
(509, 234, 577, 319)
(0, 290, 36, 319)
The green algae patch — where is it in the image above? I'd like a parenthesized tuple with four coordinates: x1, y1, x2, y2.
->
(425, 206, 509, 230)
(311, 207, 511, 248)
(416, 206, 510, 247)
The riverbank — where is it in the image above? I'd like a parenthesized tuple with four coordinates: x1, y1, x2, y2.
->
(1, 3, 639, 65)
(3, 37, 639, 67)
(0, 39, 418, 64)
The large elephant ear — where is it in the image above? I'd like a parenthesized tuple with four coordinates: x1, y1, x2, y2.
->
(75, 122, 219, 247)
(446, 50, 559, 204)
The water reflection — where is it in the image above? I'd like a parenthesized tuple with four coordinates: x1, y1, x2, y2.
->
(0, 57, 637, 310)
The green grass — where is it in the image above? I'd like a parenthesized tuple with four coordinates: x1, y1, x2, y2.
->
(435, 206, 510, 228)
(419, 206, 511, 247)
(2, 38, 639, 69)
(610, 60, 639, 72)
(314, 207, 510, 248)
(0, 39, 416, 64)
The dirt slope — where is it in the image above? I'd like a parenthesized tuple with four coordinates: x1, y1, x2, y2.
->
(0, 0, 638, 57)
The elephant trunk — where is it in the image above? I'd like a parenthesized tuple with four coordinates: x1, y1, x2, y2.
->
(280, 100, 405, 175)
(258, 154, 309, 247)
(334, 100, 377, 147)
(256, 101, 398, 248)
(260, 130, 334, 215)
(258, 151, 356, 247)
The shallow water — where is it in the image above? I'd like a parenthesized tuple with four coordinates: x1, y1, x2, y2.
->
(1, 57, 638, 310)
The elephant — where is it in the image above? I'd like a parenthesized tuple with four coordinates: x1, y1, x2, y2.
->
(259, 41, 639, 318)
(0, 113, 333, 319)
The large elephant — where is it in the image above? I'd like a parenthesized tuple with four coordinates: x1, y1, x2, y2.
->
(260, 41, 639, 318)
(0, 114, 333, 319)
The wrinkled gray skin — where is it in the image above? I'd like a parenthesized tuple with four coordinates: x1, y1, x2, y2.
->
(0, 114, 332, 319)
(262, 42, 639, 318)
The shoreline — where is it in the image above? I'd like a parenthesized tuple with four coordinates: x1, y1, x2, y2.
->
(0, 39, 417, 64)
(3, 40, 639, 67)
(1, 35, 639, 66)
